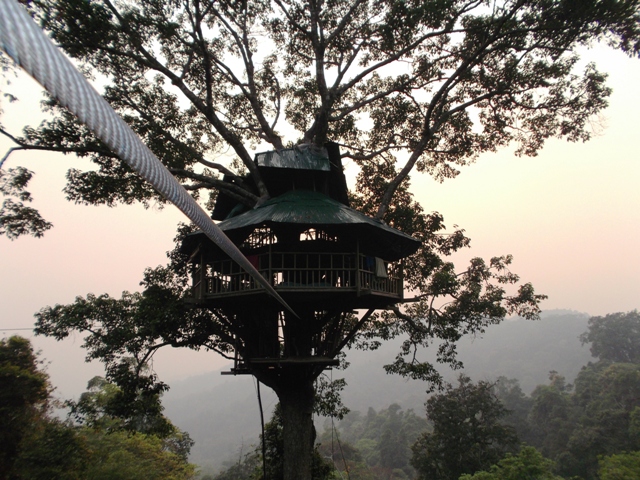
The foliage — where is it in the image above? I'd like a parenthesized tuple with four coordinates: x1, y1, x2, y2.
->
(0, 167, 52, 239)
(79, 429, 196, 480)
(314, 370, 350, 421)
(461, 312, 640, 479)
(0, 336, 196, 480)
(458, 445, 562, 480)
(317, 404, 428, 478)
(560, 361, 640, 478)
(2, 0, 638, 232)
(69, 375, 195, 461)
(483, 362, 640, 479)
(7, 0, 639, 476)
(527, 311, 640, 478)
(35, 265, 224, 437)
(0, 337, 91, 479)
(527, 371, 578, 467)
(598, 451, 640, 480)
(12, 418, 89, 480)
(579, 310, 640, 363)
(14, 422, 196, 480)
(411, 375, 517, 480)
(213, 404, 334, 480)
(0, 336, 52, 477)
(69, 375, 125, 430)
(212, 451, 262, 480)
(493, 376, 536, 446)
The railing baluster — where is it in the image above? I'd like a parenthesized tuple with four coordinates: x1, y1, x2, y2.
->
(197, 250, 402, 298)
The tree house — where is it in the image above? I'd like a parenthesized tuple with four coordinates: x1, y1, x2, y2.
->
(181, 143, 420, 374)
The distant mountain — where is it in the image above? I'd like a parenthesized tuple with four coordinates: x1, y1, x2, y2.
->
(162, 310, 593, 472)
(457, 310, 592, 392)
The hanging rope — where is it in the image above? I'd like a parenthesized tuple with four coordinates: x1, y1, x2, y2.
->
(328, 368, 350, 480)
(254, 378, 268, 479)
(332, 415, 350, 480)
(0, 0, 295, 316)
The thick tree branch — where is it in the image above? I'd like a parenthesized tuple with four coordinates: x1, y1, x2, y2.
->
(169, 168, 258, 206)
(389, 305, 431, 335)
(101, 0, 270, 198)
(191, 1, 215, 112)
(332, 308, 375, 356)
(375, 9, 521, 219)
(0, 127, 118, 167)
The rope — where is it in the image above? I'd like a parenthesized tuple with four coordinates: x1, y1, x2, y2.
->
(0, 0, 295, 316)
(332, 416, 350, 480)
(328, 368, 349, 480)
(254, 378, 267, 479)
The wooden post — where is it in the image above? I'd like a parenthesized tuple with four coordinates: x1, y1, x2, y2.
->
(199, 250, 207, 299)
(356, 240, 361, 296)
(268, 244, 273, 285)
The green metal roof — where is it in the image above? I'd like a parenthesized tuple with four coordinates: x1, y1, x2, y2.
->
(255, 146, 330, 171)
(218, 190, 420, 261)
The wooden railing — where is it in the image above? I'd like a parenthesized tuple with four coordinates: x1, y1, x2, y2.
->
(192, 250, 402, 299)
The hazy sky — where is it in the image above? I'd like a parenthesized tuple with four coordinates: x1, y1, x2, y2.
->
(0, 44, 638, 401)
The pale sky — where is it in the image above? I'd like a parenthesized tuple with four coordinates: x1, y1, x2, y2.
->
(0, 45, 638, 401)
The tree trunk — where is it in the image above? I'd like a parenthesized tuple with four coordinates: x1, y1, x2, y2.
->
(277, 377, 316, 480)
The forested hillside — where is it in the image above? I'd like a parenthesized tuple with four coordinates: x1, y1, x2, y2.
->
(0, 337, 196, 479)
(4, 309, 637, 479)
(208, 310, 640, 479)
(163, 310, 592, 472)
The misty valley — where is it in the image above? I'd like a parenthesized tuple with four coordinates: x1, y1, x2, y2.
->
(5, 310, 640, 479)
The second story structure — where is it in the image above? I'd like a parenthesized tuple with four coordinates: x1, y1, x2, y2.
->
(181, 143, 421, 313)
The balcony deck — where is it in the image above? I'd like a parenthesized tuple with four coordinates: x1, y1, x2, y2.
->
(189, 250, 403, 309)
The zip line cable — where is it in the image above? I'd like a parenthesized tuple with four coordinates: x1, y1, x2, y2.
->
(0, 0, 296, 317)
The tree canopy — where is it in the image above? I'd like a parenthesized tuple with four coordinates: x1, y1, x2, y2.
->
(0, 336, 51, 478)
(598, 451, 640, 480)
(2, 0, 639, 225)
(579, 310, 640, 363)
(0, 336, 196, 480)
(411, 375, 518, 480)
(3, 1, 640, 478)
(459, 446, 563, 480)
(464, 312, 640, 479)
(8, 2, 640, 385)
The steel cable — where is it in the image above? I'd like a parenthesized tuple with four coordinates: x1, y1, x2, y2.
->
(0, 0, 295, 315)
